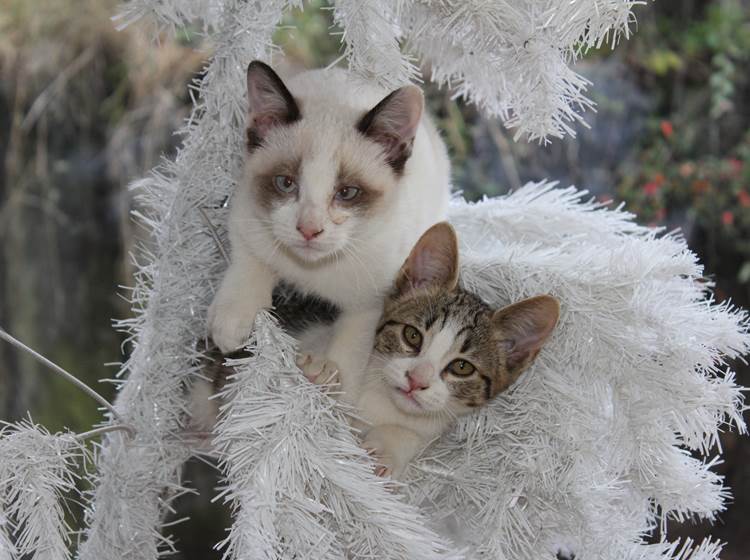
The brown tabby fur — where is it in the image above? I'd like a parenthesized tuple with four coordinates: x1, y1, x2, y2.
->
(376, 285, 530, 409)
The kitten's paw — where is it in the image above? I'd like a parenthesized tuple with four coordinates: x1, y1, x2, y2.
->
(362, 435, 396, 479)
(362, 426, 418, 480)
(209, 305, 253, 353)
(208, 292, 266, 354)
(296, 353, 340, 387)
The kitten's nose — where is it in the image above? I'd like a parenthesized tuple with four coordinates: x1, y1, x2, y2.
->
(296, 223, 324, 241)
(406, 367, 431, 392)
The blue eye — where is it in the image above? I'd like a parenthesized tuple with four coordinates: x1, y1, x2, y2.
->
(335, 186, 361, 201)
(273, 175, 298, 194)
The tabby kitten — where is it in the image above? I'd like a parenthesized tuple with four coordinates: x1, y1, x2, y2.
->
(306, 222, 560, 478)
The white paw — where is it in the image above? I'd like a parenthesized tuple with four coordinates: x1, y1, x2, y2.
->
(208, 291, 266, 354)
(296, 353, 341, 387)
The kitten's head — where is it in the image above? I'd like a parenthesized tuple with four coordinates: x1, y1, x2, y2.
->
(241, 61, 423, 263)
(373, 222, 560, 416)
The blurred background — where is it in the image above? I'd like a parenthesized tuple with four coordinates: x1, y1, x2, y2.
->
(0, 0, 749, 557)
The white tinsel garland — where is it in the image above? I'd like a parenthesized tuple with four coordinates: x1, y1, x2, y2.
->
(0, 421, 85, 560)
(0, 505, 14, 560)
(119, 0, 647, 141)
(332, 0, 643, 141)
(332, 0, 420, 90)
(77, 2, 302, 559)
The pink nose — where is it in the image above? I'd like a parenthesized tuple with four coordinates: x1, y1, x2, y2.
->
(406, 371, 429, 392)
(296, 223, 324, 241)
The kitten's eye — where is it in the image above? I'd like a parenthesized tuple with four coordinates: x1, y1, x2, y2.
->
(273, 175, 298, 194)
(335, 186, 361, 201)
(447, 359, 476, 376)
(402, 325, 422, 350)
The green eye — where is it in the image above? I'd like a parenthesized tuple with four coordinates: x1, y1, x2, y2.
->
(447, 359, 476, 376)
(273, 175, 298, 194)
(335, 186, 361, 201)
(402, 325, 422, 350)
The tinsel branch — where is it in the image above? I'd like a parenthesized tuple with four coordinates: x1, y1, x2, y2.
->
(77, 2, 301, 559)
(0, 503, 16, 560)
(0, 421, 86, 560)
(335, 0, 644, 141)
(333, 0, 419, 89)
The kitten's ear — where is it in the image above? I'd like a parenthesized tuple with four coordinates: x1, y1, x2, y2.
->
(246, 61, 300, 151)
(492, 296, 560, 382)
(357, 85, 423, 172)
(393, 222, 459, 297)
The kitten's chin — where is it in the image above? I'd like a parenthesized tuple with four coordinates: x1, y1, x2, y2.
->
(283, 242, 335, 263)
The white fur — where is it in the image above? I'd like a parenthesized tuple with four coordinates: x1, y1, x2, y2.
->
(210, 67, 451, 395)
(356, 322, 470, 478)
(378, 326, 457, 415)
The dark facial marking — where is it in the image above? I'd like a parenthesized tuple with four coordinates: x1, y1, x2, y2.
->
(253, 158, 301, 210)
(449, 380, 478, 402)
(478, 373, 493, 401)
(356, 89, 416, 174)
(245, 61, 301, 153)
(374, 327, 405, 355)
(439, 304, 451, 329)
(423, 310, 438, 331)
(376, 319, 400, 336)
(334, 164, 384, 214)
(246, 128, 263, 153)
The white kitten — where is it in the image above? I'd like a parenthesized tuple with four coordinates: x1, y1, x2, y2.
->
(209, 61, 451, 391)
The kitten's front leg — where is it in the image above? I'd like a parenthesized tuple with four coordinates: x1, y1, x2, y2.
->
(363, 425, 425, 479)
(324, 307, 382, 404)
(208, 254, 275, 353)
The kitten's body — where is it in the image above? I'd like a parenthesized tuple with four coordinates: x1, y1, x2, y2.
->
(300, 223, 560, 478)
(230, 68, 450, 310)
(210, 63, 451, 392)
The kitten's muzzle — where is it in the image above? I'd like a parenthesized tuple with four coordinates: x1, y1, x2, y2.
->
(406, 372, 429, 392)
(395, 386, 424, 409)
(406, 362, 434, 392)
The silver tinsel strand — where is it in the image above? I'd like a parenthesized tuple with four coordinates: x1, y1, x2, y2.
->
(213, 313, 461, 559)
(0, 421, 85, 560)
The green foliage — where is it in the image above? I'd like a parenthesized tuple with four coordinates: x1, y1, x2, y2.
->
(643, 49, 685, 75)
(617, 125, 750, 283)
(616, 2, 750, 288)
(273, 0, 341, 67)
